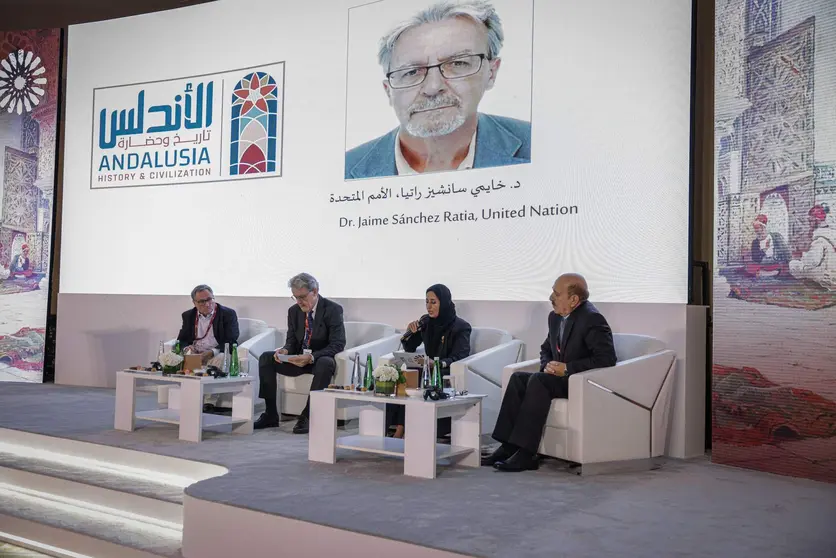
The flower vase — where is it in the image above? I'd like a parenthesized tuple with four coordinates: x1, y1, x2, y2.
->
(374, 380, 396, 397)
(162, 365, 181, 375)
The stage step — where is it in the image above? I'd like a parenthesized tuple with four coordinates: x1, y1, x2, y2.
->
(0, 428, 226, 558)
(0, 446, 184, 505)
(0, 492, 182, 557)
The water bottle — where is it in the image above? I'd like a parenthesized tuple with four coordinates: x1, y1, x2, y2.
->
(433, 357, 442, 389)
(222, 342, 230, 373)
(156, 341, 164, 362)
(351, 352, 361, 386)
(229, 344, 239, 377)
(420, 357, 430, 389)
(364, 352, 374, 389)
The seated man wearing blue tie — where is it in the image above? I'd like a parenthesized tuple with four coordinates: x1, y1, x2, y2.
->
(483, 273, 617, 472)
(255, 273, 346, 434)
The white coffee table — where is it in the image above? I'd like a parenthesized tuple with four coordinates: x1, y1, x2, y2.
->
(308, 389, 485, 479)
(114, 369, 256, 442)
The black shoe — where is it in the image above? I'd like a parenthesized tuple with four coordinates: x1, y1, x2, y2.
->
(204, 404, 231, 416)
(254, 413, 279, 430)
(292, 417, 309, 434)
(494, 450, 540, 472)
(481, 444, 516, 466)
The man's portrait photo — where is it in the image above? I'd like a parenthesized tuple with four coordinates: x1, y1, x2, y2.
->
(344, 0, 533, 180)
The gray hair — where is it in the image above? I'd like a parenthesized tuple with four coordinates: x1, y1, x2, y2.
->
(378, 0, 504, 72)
(191, 284, 213, 300)
(288, 273, 319, 292)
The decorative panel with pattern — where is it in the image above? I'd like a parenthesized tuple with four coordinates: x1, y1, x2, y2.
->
(746, 0, 780, 47)
(21, 113, 40, 153)
(743, 17, 815, 193)
(717, 0, 748, 96)
(2, 147, 38, 231)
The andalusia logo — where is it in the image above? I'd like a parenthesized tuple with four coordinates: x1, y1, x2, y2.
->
(229, 71, 279, 175)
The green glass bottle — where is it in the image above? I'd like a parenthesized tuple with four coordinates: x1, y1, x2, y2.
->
(364, 353, 374, 389)
(229, 344, 240, 377)
(173, 341, 181, 355)
(433, 357, 442, 388)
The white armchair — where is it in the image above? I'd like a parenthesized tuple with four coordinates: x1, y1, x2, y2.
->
(448, 328, 523, 432)
(381, 327, 524, 432)
(278, 321, 401, 419)
(501, 333, 676, 471)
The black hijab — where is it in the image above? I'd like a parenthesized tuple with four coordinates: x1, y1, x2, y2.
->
(424, 284, 457, 356)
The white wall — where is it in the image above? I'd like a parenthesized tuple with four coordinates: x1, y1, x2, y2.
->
(55, 294, 706, 459)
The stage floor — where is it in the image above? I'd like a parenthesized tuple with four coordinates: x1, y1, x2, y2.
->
(2, 384, 836, 558)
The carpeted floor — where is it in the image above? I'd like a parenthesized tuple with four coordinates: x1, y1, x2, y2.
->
(720, 268, 836, 310)
(0, 277, 41, 296)
(2, 384, 836, 558)
(0, 328, 45, 372)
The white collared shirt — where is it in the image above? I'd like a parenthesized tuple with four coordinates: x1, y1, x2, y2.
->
(759, 235, 774, 259)
(194, 307, 219, 355)
(394, 129, 477, 175)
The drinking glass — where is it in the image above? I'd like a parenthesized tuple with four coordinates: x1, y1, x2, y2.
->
(443, 375, 457, 398)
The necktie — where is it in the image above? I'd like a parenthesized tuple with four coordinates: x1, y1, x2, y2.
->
(558, 319, 566, 349)
(303, 311, 313, 349)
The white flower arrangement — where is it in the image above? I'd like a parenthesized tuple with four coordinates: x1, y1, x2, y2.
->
(372, 364, 399, 383)
(159, 351, 184, 367)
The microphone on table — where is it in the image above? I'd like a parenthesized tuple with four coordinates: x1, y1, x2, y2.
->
(400, 315, 429, 345)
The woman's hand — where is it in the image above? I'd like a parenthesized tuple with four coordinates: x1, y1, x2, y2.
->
(407, 320, 421, 333)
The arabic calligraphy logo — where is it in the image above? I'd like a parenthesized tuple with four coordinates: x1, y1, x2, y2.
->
(230, 72, 279, 175)
(98, 82, 214, 151)
(0, 49, 48, 115)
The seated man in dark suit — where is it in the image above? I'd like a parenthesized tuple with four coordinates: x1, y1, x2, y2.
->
(177, 284, 239, 363)
(483, 273, 617, 472)
(255, 273, 346, 434)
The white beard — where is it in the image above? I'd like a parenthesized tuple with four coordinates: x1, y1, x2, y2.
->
(406, 111, 466, 138)
(405, 95, 465, 138)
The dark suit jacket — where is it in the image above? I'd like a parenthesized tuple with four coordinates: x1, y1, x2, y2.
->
(402, 315, 471, 369)
(539, 301, 617, 376)
(345, 113, 531, 179)
(177, 303, 239, 351)
(283, 296, 346, 361)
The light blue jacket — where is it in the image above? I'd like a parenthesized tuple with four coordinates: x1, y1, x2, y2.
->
(345, 113, 531, 179)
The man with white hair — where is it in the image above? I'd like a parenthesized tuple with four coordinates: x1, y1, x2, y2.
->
(345, 0, 531, 179)
(255, 273, 346, 434)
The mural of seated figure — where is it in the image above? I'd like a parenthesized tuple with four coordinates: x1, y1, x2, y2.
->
(790, 204, 836, 291)
(745, 214, 790, 278)
(9, 244, 33, 279)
